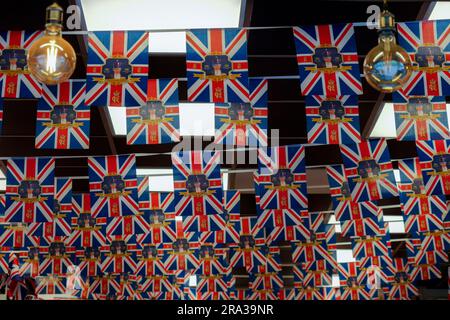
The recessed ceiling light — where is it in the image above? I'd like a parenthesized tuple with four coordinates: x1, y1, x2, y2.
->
(80, 0, 243, 53)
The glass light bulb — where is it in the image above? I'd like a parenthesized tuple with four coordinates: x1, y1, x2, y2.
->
(364, 32, 412, 93)
(27, 27, 76, 85)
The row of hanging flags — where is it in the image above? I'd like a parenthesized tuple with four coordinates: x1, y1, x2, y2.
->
(0, 140, 449, 300)
(0, 19, 448, 148)
(0, 19, 449, 300)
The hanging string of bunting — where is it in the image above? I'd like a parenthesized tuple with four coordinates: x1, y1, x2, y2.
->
(0, 3, 449, 301)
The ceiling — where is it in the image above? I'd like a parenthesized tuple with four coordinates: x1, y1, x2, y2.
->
(0, 0, 448, 295)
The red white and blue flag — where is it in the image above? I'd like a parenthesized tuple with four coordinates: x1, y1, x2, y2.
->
(172, 150, 223, 215)
(186, 28, 249, 103)
(306, 95, 361, 145)
(126, 79, 180, 145)
(86, 31, 148, 107)
(214, 79, 268, 147)
(293, 23, 363, 96)
(35, 80, 90, 149)
(0, 224, 40, 249)
(397, 20, 450, 96)
(340, 139, 398, 202)
(416, 139, 450, 195)
(5, 157, 55, 223)
(88, 154, 140, 217)
(257, 144, 307, 210)
(393, 92, 449, 141)
(0, 30, 43, 98)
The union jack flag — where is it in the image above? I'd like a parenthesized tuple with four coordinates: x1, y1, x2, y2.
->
(100, 238, 138, 274)
(88, 154, 139, 217)
(404, 212, 446, 234)
(74, 247, 103, 277)
(106, 214, 149, 238)
(135, 245, 167, 278)
(293, 23, 362, 96)
(35, 275, 67, 295)
(196, 291, 231, 300)
(248, 290, 279, 300)
(249, 270, 284, 292)
(5, 157, 55, 223)
(409, 262, 441, 282)
(162, 219, 200, 271)
(228, 216, 267, 271)
(296, 286, 339, 300)
(397, 158, 448, 218)
(31, 178, 73, 239)
(67, 193, 108, 248)
(257, 144, 307, 210)
(388, 258, 419, 300)
(0, 30, 43, 98)
(183, 214, 229, 233)
(137, 176, 150, 209)
(0, 223, 40, 249)
(278, 289, 297, 300)
(38, 240, 76, 276)
(351, 233, 391, 261)
(291, 241, 335, 265)
(337, 262, 376, 300)
(89, 274, 122, 296)
(135, 192, 176, 244)
(340, 210, 384, 238)
(126, 78, 180, 145)
(358, 256, 395, 285)
(172, 150, 223, 215)
(186, 28, 249, 103)
(306, 95, 361, 145)
(198, 190, 240, 245)
(302, 269, 333, 287)
(302, 252, 338, 274)
(393, 92, 449, 141)
(86, 31, 148, 106)
(35, 80, 89, 149)
(326, 164, 381, 221)
(340, 139, 398, 202)
(197, 274, 230, 293)
(416, 139, 450, 195)
(214, 79, 268, 147)
(257, 208, 306, 231)
(194, 246, 229, 275)
(397, 20, 450, 96)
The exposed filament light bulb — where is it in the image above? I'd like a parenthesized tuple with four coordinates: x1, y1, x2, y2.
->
(27, 3, 76, 85)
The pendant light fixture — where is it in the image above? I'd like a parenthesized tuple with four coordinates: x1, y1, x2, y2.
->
(363, 0, 412, 93)
(27, 3, 76, 85)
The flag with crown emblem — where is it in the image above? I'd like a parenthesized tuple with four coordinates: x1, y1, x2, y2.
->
(162, 219, 200, 271)
(293, 23, 363, 96)
(136, 192, 178, 245)
(67, 193, 108, 248)
(340, 139, 398, 202)
(5, 157, 55, 223)
(186, 28, 249, 103)
(393, 92, 449, 141)
(74, 247, 103, 278)
(397, 20, 450, 96)
(388, 258, 419, 300)
(397, 158, 448, 217)
(416, 139, 450, 195)
(135, 245, 167, 278)
(214, 79, 268, 147)
(198, 190, 240, 245)
(86, 31, 148, 106)
(194, 245, 229, 276)
(100, 236, 138, 275)
(0, 30, 43, 98)
(257, 144, 307, 210)
(0, 224, 40, 250)
(172, 150, 223, 215)
(33, 178, 73, 239)
(126, 78, 180, 145)
(306, 95, 361, 144)
(88, 154, 140, 217)
(351, 232, 391, 261)
(38, 240, 76, 276)
(35, 80, 90, 149)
